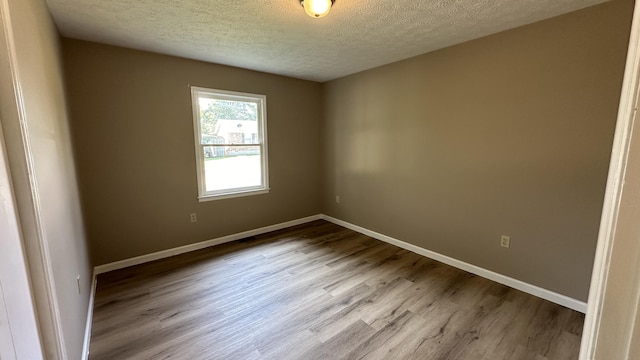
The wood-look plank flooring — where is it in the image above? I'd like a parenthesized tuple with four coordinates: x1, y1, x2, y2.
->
(89, 220, 584, 360)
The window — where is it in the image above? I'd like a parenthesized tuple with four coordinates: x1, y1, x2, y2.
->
(191, 87, 269, 201)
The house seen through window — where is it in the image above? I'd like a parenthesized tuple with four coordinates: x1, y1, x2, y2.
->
(191, 87, 269, 201)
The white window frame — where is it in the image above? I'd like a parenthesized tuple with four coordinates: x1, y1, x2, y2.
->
(191, 86, 269, 201)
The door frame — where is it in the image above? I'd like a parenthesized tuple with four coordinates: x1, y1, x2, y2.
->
(0, 0, 66, 358)
(0, 119, 43, 359)
(580, 0, 640, 358)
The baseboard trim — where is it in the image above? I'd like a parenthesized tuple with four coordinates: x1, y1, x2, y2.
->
(320, 215, 587, 313)
(91, 213, 586, 313)
(93, 214, 323, 275)
(81, 272, 97, 360)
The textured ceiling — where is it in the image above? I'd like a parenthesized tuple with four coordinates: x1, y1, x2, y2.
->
(45, 0, 609, 82)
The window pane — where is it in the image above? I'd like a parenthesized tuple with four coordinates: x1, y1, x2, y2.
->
(199, 98, 259, 145)
(203, 145, 262, 192)
(192, 86, 268, 200)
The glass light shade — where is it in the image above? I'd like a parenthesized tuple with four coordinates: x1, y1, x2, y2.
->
(302, 0, 333, 18)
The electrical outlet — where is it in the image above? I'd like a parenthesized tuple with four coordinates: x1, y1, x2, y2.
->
(500, 235, 511, 248)
(190, 213, 197, 223)
(76, 275, 81, 294)
(335, 195, 340, 204)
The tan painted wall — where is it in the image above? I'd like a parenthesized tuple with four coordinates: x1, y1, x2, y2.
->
(631, 309, 640, 358)
(322, 0, 633, 301)
(62, 40, 324, 266)
(0, 0, 91, 358)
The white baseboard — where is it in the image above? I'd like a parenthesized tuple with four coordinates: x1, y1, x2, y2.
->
(93, 214, 323, 274)
(81, 272, 97, 360)
(90, 213, 586, 318)
(320, 215, 587, 313)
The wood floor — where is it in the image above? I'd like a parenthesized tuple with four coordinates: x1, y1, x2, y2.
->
(88, 220, 584, 360)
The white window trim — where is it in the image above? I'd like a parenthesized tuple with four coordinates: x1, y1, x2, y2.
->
(191, 86, 269, 201)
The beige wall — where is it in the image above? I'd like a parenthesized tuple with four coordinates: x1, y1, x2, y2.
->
(631, 310, 640, 358)
(322, 0, 633, 301)
(62, 40, 324, 265)
(0, 0, 91, 358)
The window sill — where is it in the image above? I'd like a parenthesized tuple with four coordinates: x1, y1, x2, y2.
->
(198, 188, 270, 202)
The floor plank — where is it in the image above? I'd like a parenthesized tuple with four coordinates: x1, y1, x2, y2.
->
(89, 220, 583, 360)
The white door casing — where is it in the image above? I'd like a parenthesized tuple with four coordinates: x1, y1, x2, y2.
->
(0, 119, 43, 359)
(580, 0, 640, 358)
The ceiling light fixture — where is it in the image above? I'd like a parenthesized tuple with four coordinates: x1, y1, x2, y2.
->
(300, 0, 335, 18)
